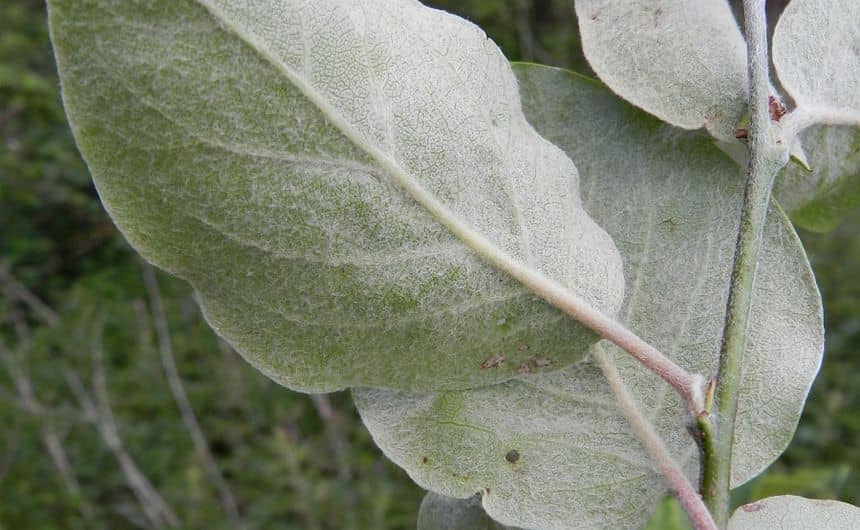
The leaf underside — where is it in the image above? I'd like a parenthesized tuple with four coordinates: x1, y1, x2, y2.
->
(573, 0, 860, 232)
(574, 0, 748, 141)
(772, 0, 860, 232)
(729, 496, 860, 530)
(773, 0, 860, 120)
(354, 65, 823, 530)
(47, 0, 624, 392)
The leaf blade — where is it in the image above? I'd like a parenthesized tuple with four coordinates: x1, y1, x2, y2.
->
(354, 65, 824, 530)
(574, 0, 748, 140)
(771, 0, 860, 231)
(773, 0, 860, 121)
(513, 64, 824, 488)
(729, 496, 860, 530)
(47, 0, 624, 392)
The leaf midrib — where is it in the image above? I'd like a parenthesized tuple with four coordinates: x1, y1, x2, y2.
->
(193, 0, 599, 325)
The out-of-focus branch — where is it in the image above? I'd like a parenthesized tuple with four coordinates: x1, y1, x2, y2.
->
(0, 265, 61, 328)
(140, 264, 241, 524)
(3, 265, 180, 527)
(513, 0, 554, 64)
(274, 426, 323, 530)
(0, 429, 15, 485)
(0, 336, 92, 521)
(309, 394, 351, 481)
(66, 320, 179, 529)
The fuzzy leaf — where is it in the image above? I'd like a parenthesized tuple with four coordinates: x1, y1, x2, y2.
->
(771, 0, 860, 232)
(773, 0, 860, 122)
(729, 496, 860, 529)
(47, 0, 624, 392)
(418, 492, 523, 530)
(574, 0, 748, 141)
(354, 65, 823, 530)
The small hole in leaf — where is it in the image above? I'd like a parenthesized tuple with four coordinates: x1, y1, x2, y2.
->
(505, 449, 520, 463)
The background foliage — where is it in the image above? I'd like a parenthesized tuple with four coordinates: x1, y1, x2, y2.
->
(0, 1, 857, 528)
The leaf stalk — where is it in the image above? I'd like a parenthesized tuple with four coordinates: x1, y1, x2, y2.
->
(595, 349, 716, 530)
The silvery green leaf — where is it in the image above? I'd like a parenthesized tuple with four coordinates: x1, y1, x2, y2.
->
(418, 492, 523, 530)
(496, 63, 824, 490)
(770, 0, 860, 232)
(773, 0, 860, 124)
(729, 496, 860, 530)
(354, 65, 823, 530)
(47, 0, 624, 392)
(574, 0, 748, 141)
(774, 125, 860, 232)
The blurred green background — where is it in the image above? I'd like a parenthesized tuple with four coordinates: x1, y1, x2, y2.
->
(1, 1, 857, 529)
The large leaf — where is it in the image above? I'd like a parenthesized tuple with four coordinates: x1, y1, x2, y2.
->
(774, 125, 860, 232)
(770, 0, 860, 232)
(574, 0, 748, 141)
(729, 496, 860, 529)
(418, 492, 522, 530)
(354, 65, 823, 530)
(47, 0, 624, 392)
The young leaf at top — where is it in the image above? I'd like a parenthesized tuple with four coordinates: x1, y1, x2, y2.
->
(354, 65, 823, 530)
(418, 492, 523, 530)
(574, 0, 852, 232)
(773, 0, 860, 127)
(729, 496, 860, 530)
(574, 0, 748, 141)
(47, 0, 624, 393)
(770, 0, 860, 232)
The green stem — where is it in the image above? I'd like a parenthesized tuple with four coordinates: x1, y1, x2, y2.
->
(696, 378, 717, 500)
(700, 1, 787, 526)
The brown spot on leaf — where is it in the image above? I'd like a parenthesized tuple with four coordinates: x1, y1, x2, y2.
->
(421, 456, 429, 464)
(516, 343, 529, 353)
(531, 355, 552, 368)
(481, 354, 505, 369)
(742, 502, 765, 513)
(517, 355, 551, 375)
(505, 450, 520, 463)
(734, 128, 749, 139)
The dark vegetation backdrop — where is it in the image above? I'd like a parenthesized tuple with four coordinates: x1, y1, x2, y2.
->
(1, 1, 857, 529)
